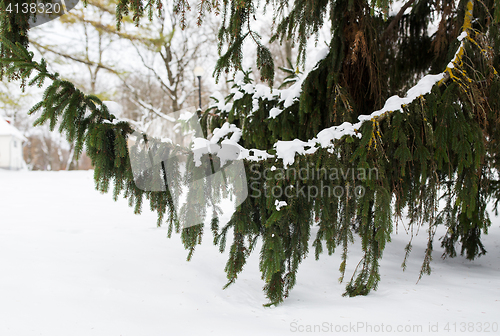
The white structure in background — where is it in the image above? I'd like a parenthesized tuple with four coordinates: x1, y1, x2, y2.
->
(0, 116, 26, 170)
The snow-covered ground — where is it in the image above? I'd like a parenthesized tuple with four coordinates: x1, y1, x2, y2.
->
(0, 170, 498, 335)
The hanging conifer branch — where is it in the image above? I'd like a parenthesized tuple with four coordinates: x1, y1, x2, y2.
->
(1, 0, 500, 306)
(0, 33, 188, 249)
(201, 0, 500, 303)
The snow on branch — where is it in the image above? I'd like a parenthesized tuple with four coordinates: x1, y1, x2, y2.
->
(209, 0, 475, 167)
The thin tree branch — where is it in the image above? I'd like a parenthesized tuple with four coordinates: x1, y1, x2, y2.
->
(383, 0, 417, 39)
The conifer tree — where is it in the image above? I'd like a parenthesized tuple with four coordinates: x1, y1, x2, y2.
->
(1, 0, 499, 306)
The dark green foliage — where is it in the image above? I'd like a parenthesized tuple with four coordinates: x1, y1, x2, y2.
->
(0, 0, 31, 80)
(2, 0, 500, 306)
(0, 0, 66, 81)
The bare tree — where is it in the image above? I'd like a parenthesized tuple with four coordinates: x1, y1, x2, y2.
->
(26, 0, 220, 168)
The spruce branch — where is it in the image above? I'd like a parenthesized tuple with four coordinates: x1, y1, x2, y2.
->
(383, 0, 417, 39)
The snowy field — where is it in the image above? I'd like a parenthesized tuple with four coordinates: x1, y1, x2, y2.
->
(0, 170, 498, 335)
